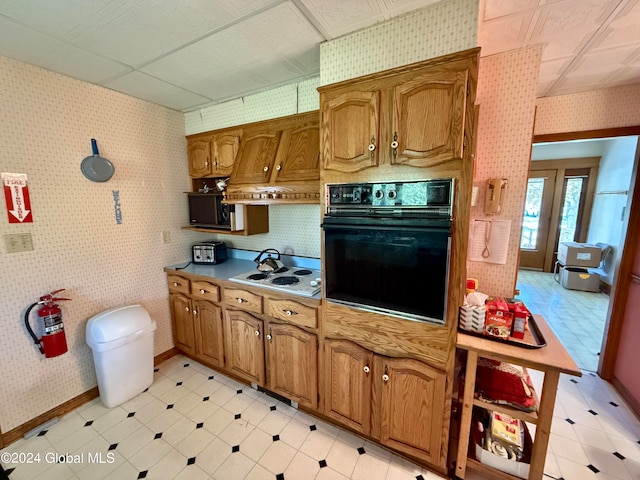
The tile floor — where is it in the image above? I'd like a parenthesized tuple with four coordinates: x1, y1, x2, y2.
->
(516, 269, 609, 372)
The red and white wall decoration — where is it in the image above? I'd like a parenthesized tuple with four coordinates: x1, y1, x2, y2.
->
(2, 172, 33, 223)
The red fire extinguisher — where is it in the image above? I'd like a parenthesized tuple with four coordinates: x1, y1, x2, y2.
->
(24, 289, 71, 358)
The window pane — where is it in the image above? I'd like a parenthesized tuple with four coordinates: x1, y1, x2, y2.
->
(521, 178, 545, 249)
(559, 177, 584, 244)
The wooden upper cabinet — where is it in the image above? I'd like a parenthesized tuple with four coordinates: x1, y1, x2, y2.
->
(231, 129, 282, 184)
(373, 356, 445, 466)
(188, 130, 241, 178)
(212, 130, 241, 176)
(391, 69, 467, 168)
(322, 90, 380, 173)
(188, 139, 212, 178)
(272, 120, 320, 183)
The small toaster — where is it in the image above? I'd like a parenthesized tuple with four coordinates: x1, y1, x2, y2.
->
(192, 241, 227, 264)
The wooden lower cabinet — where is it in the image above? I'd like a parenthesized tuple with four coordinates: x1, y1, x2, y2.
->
(323, 338, 446, 466)
(224, 309, 265, 385)
(169, 293, 196, 356)
(266, 322, 318, 409)
(373, 356, 445, 466)
(193, 300, 224, 368)
(324, 338, 373, 435)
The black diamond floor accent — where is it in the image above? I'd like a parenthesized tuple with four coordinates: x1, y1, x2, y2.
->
(237, 389, 243, 394)
(143, 388, 149, 392)
(38, 429, 48, 436)
(208, 375, 214, 380)
(154, 368, 159, 372)
(309, 425, 317, 431)
(235, 413, 241, 420)
(270, 405, 277, 411)
(357, 447, 366, 455)
(84, 420, 93, 426)
(588, 409, 598, 416)
(565, 418, 575, 425)
(154, 432, 163, 439)
(187, 457, 196, 466)
(138, 471, 148, 479)
(232, 445, 240, 453)
(127, 412, 135, 418)
(319, 459, 327, 468)
(610, 401, 619, 407)
(167, 404, 174, 409)
(276, 474, 285, 480)
(416, 475, 425, 480)
(587, 464, 600, 473)
(613, 451, 625, 460)
(196, 422, 204, 429)
(570, 378, 578, 383)
(183, 363, 190, 367)
(203, 396, 210, 401)
(273, 434, 280, 442)
(108, 443, 118, 451)
(176, 382, 183, 386)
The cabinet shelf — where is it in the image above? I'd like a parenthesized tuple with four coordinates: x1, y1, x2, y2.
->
(471, 398, 538, 425)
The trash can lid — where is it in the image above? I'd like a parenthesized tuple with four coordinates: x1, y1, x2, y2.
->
(86, 304, 152, 344)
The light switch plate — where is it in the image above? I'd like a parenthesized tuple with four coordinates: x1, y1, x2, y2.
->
(4, 233, 34, 253)
(162, 231, 171, 244)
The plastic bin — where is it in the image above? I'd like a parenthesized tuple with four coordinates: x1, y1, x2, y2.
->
(86, 305, 156, 408)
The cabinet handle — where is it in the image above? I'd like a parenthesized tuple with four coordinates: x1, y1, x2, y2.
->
(255, 330, 260, 337)
(263, 166, 269, 173)
(368, 135, 376, 160)
(173, 282, 180, 287)
(267, 329, 272, 341)
(193, 309, 198, 316)
(200, 289, 206, 294)
(236, 297, 247, 303)
(204, 160, 209, 167)
(214, 156, 218, 169)
(363, 365, 370, 374)
(382, 366, 389, 382)
(391, 131, 398, 160)
(275, 164, 282, 176)
(283, 309, 298, 316)
(185, 306, 190, 313)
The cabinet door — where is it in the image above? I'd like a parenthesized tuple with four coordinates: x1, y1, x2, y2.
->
(373, 356, 446, 466)
(169, 293, 196, 355)
(188, 139, 212, 178)
(212, 130, 241, 176)
(194, 300, 224, 368)
(272, 122, 319, 182)
(224, 309, 265, 385)
(322, 90, 380, 173)
(323, 339, 373, 435)
(231, 129, 281, 184)
(391, 69, 468, 168)
(266, 323, 318, 409)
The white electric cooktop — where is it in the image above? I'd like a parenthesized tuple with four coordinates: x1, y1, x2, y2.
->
(228, 267, 321, 297)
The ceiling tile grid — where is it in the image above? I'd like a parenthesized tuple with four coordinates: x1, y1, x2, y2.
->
(320, 0, 478, 85)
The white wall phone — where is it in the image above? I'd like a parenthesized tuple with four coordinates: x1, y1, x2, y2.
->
(485, 178, 507, 214)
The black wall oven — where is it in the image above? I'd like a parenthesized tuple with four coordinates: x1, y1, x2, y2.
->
(321, 179, 453, 325)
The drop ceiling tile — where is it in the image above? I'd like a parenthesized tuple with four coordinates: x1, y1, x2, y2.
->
(0, 15, 68, 66)
(608, 64, 640, 86)
(104, 71, 211, 111)
(182, 72, 266, 103)
(299, 0, 385, 38)
(286, 47, 321, 75)
(42, 46, 132, 84)
(252, 58, 306, 85)
(479, 12, 533, 56)
(569, 45, 639, 75)
(590, 1, 640, 51)
(66, 0, 271, 67)
(482, 0, 539, 21)
(536, 78, 558, 97)
(378, 0, 441, 19)
(538, 57, 572, 82)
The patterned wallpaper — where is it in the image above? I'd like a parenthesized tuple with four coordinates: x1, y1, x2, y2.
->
(319, 0, 478, 85)
(467, 45, 544, 297)
(0, 55, 202, 431)
(535, 83, 640, 135)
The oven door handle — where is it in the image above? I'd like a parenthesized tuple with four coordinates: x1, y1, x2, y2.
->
(321, 222, 450, 233)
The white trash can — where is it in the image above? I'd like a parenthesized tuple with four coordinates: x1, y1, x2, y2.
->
(86, 305, 156, 408)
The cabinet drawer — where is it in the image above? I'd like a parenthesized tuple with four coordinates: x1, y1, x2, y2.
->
(224, 288, 263, 314)
(167, 275, 190, 294)
(191, 280, 221, 303)
(266, 298, 318, 329)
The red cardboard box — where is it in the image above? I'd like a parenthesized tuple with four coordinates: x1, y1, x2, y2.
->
(509, 303, 529, 339)
(484, 298, 513, 339)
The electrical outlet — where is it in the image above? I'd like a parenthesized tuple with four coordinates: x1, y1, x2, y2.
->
(162, 231, 171, 244)
(4, 233, 34, 253)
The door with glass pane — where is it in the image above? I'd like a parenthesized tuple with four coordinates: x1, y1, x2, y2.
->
(519, 170, 557, 269)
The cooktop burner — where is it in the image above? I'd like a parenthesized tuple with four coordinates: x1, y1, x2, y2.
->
(229, 266, 321, 297)
(271, 276, 299, 286)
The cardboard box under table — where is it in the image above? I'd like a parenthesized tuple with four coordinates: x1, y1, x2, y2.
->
(557, 242, 601, 268)
(561, 267, 600, 292)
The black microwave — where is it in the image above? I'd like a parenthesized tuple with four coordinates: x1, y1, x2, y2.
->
(187, 193, 231, 230)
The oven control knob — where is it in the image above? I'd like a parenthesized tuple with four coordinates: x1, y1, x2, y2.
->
(375, 189, 384, 199)
(315, 278, 321, 283)
(310, 281, 318, 287)
(387, 190, 397, 199)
